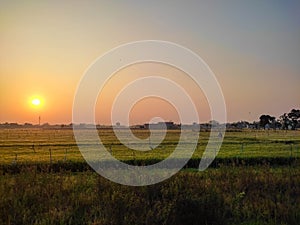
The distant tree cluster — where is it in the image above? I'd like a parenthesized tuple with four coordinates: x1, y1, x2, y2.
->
(259, 109, 300, 130)
(0, 108, 299, 130)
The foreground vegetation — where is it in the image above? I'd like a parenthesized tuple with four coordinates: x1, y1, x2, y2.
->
(0, 129, 299, 224)
(0, 165, 299, 225)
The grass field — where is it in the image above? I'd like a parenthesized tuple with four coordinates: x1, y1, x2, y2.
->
(0, 128, 299, 164)
(0, 128, 299, 225)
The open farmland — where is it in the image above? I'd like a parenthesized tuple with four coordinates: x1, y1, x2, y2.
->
(0, 128, 299, 165)
(0, 128, 299, 225)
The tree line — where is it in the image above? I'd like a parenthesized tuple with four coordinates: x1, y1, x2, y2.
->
(259, 108, 300, 130)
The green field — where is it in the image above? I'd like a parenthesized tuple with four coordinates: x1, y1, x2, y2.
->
(1, 129, 299, 164)
(0, 128, 299, 225)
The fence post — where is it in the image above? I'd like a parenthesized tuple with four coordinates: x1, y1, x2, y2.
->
(49, 148, 52, 165)
(14, 153, 18, 164)
(64, 148, 67, 162)
(109, 145, 112, 155)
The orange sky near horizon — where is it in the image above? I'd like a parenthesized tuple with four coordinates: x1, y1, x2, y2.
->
(1, 1, 299, 125)
(95, 63, 209, 125)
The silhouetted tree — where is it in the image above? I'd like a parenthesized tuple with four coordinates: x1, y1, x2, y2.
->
(278, 109, 300, 130)
(288, 109, 300, 129)
(259, 115, 275, 129)
(279, 113, 289, 130)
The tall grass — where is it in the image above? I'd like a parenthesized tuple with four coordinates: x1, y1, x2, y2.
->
(0, 165, 299, 225)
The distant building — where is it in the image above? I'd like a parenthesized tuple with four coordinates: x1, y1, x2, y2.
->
(144, 121, 179, 129)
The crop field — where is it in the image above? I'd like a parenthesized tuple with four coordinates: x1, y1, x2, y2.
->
(0, 128, 299, 164)
(0, 128, 299, 225)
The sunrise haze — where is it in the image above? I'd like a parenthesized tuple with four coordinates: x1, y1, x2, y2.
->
(1, 1, 299, 125)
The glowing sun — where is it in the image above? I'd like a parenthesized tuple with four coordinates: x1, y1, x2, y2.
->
(31, 98, 41, 106)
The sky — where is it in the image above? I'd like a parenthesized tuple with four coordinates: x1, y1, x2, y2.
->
(1, 0, 299, 125)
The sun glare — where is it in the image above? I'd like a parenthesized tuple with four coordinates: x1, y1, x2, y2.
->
(31, 98, 41, 106)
